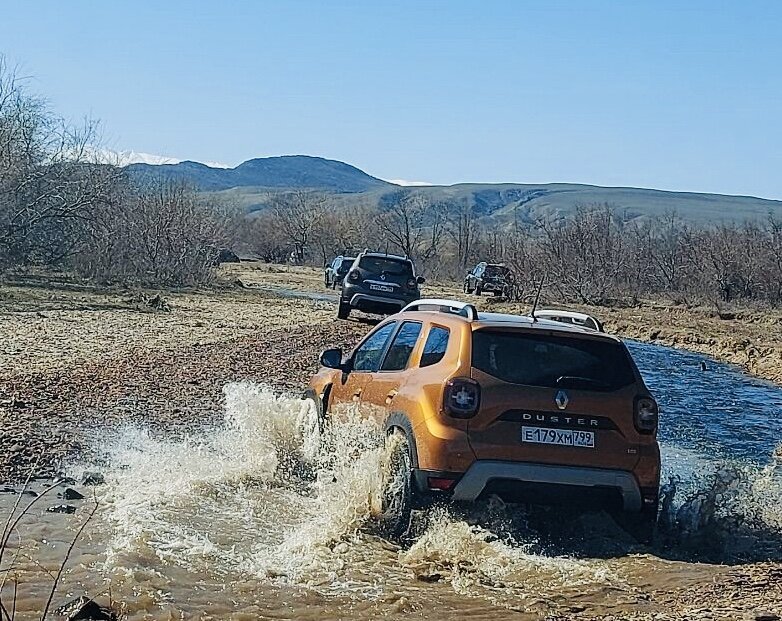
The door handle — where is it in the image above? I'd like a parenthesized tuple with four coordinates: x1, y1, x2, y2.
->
(385, 390, 398, 405)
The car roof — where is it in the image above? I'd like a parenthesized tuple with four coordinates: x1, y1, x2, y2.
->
(397, 300, 620, 342)
(362, 252, 410, 261)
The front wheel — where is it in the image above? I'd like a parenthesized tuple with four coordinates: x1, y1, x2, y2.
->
(371, 430, 413, 540)
(474, 285, 482, 296)
(298, 394, 324, 464)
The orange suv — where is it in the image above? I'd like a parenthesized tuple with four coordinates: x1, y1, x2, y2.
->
(305, 299, 661, 538)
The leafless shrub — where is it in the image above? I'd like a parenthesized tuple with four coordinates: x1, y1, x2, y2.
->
(71, 179, 228, 286)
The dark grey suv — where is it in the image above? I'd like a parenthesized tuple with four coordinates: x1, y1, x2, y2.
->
(337, 252, 424, 320)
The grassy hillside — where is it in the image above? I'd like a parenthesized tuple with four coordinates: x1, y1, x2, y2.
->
(208, 182, 782, 225)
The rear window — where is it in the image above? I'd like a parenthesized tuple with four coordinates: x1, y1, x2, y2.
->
(471, 330, 635, 391)
(484, 265, 508, 278)
(337, 258, 355, 274)
(359, 256, 413, 276)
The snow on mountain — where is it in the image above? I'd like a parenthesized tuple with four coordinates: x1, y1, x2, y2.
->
(385, 178, 433, 186)
(95, 148, 230, 169)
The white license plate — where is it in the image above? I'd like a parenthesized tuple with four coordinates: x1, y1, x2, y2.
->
(369, 284, 393, 293)
(521, 426, 594, 448)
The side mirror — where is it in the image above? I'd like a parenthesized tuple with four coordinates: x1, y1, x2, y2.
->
(320, 348, 343, 369)
(416, 276, 426, 285)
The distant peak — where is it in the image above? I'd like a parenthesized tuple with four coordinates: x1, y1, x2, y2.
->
(102, 148, 231, 169)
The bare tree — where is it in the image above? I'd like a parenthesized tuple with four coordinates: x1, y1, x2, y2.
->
(378, 192, 444, 267)
(269, 189, 327, 263)
(0, 58, 121, 269)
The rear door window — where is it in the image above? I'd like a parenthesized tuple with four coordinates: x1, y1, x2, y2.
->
(353, 322, 397, 372)
(472, 330, 635, 391)
(420, 326, 450, 367)
(381, 322, 422, 371)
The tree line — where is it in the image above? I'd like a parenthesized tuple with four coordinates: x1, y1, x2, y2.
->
(244, 191, 782, 309)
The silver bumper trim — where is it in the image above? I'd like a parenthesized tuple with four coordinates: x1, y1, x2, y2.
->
(349, 293, 406, 308)
(450, 460, 642, 512)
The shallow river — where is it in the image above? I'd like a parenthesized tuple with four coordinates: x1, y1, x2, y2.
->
(2, 341, 781, 620)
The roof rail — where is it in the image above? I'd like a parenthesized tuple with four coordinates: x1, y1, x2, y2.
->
(401, 298, 478, 321)
(532, 309, 604, 332)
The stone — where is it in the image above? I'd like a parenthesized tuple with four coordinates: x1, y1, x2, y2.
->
(47, 504, 76, 514)
(54, 595, 115, 620)
(81, 471, 105, 486)
(62, 487, 85, 500)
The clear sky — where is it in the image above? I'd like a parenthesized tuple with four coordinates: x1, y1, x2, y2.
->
(2, 1, 781, 198)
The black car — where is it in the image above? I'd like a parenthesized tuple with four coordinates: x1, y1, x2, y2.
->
(464, 262, 513, 296)
(337, 251, 424, 319)
(324, 255, 356, 289)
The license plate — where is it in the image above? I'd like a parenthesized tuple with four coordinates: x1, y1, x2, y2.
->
(521, 426, 594, 448)
(369, 284, 393, 293)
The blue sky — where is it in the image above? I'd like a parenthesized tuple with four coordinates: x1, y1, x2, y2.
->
(2, 1, 781, 198)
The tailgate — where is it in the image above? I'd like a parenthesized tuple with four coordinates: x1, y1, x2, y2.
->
(467, 369, 641, 471)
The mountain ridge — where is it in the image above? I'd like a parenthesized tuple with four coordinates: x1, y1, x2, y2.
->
(125, 154, 391, 193)
(124, 154, 782, 224)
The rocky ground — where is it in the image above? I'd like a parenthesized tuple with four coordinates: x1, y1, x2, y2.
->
(1, 263, 781, 620)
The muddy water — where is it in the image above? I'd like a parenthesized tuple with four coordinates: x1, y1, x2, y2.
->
(2, 343, 782, 620)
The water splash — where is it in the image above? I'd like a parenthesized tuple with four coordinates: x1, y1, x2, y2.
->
(67, 379, 782, 619)
(656, 444, 782, 561)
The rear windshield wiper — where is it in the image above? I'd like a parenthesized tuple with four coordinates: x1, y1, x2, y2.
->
(555, 376, 610, 390)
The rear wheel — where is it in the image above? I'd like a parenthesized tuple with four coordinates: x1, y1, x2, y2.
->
(372, 430, 413, 540)
(615, 505, 658, 545)
(337, 300, 351, 320)
(463, 281, 470, 294)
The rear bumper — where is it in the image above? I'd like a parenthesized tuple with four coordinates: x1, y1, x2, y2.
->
(349, 293, 408, 310)
(449, 460, 643, 512)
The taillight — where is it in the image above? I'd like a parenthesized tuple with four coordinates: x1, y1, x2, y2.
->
(634, 396, 658, 434)
(348, 270, 360, 282)
(427, 477, 458, 491)
(444, 378, 481, 418)
(407, 278, 417, 289)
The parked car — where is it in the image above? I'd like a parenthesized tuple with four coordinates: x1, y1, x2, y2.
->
(305, 299, 660, 540)
(324, 255, 356, 289)
(464, 262, 513, 297)
(336, 251, 424, 320)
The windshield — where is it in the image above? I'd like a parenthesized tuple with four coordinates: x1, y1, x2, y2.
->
(472, 330, 635, 391)
(359, 256, 413, 276)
